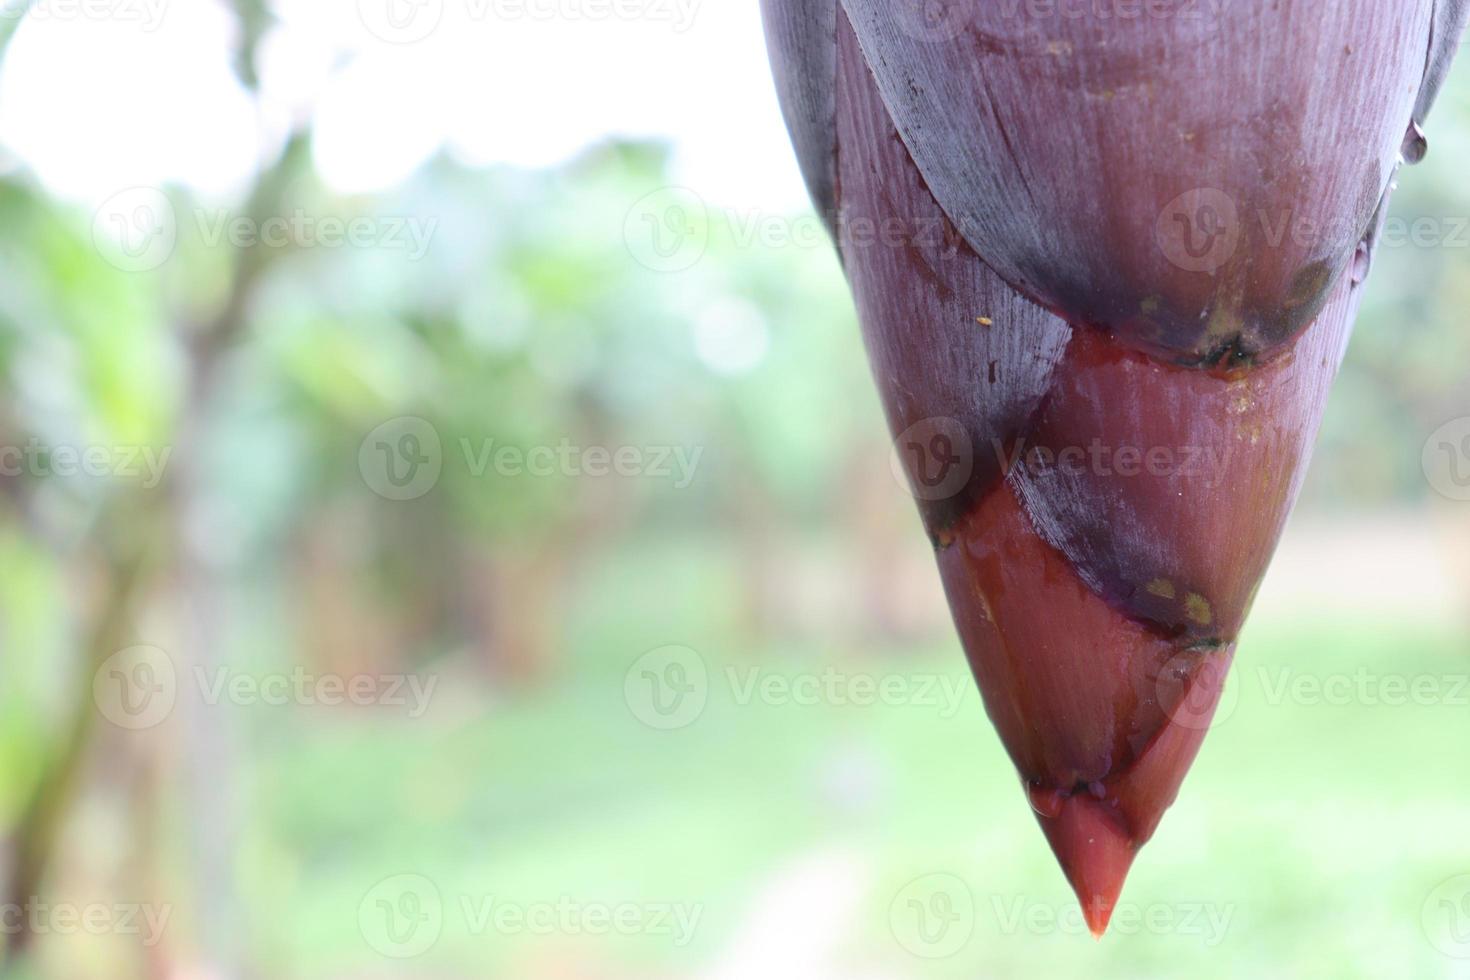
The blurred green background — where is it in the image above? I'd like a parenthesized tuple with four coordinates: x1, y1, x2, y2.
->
(3, 3, 1470, 979)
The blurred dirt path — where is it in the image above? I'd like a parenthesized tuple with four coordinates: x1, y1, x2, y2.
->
(701, 847, 885, 980)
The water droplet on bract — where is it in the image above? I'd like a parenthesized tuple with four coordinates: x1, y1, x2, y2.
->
(1401, 121, 1428, 165)
(1350, 242, 1371, 284)
(1027, 782, 1065, 818)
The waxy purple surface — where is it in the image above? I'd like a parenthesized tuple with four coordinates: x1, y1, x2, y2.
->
(761, 0, 1460, 930)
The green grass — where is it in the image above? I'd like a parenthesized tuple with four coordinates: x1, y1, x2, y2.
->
(228, 547, 1470, 979)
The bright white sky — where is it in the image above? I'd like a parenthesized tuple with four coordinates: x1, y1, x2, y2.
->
(0, 0, 811, 212)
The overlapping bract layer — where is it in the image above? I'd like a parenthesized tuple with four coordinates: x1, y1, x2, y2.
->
(762, 0, 1464, 934)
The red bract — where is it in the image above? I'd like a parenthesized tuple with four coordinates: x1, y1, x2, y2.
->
(762, 0, 1465, 936)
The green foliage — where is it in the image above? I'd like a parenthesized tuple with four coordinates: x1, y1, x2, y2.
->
(2, 36, 1470, 979)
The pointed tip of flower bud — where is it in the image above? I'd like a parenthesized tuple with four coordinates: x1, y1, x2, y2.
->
(1034, 793, 1137, 938)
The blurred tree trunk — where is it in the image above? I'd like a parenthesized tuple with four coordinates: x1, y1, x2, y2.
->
(0, 8, 299, 968)
(0, 530, 154, 967)
(164, 130, 310, 980)
(836, 439, 945, 649)
(729, 465, 784, 643)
